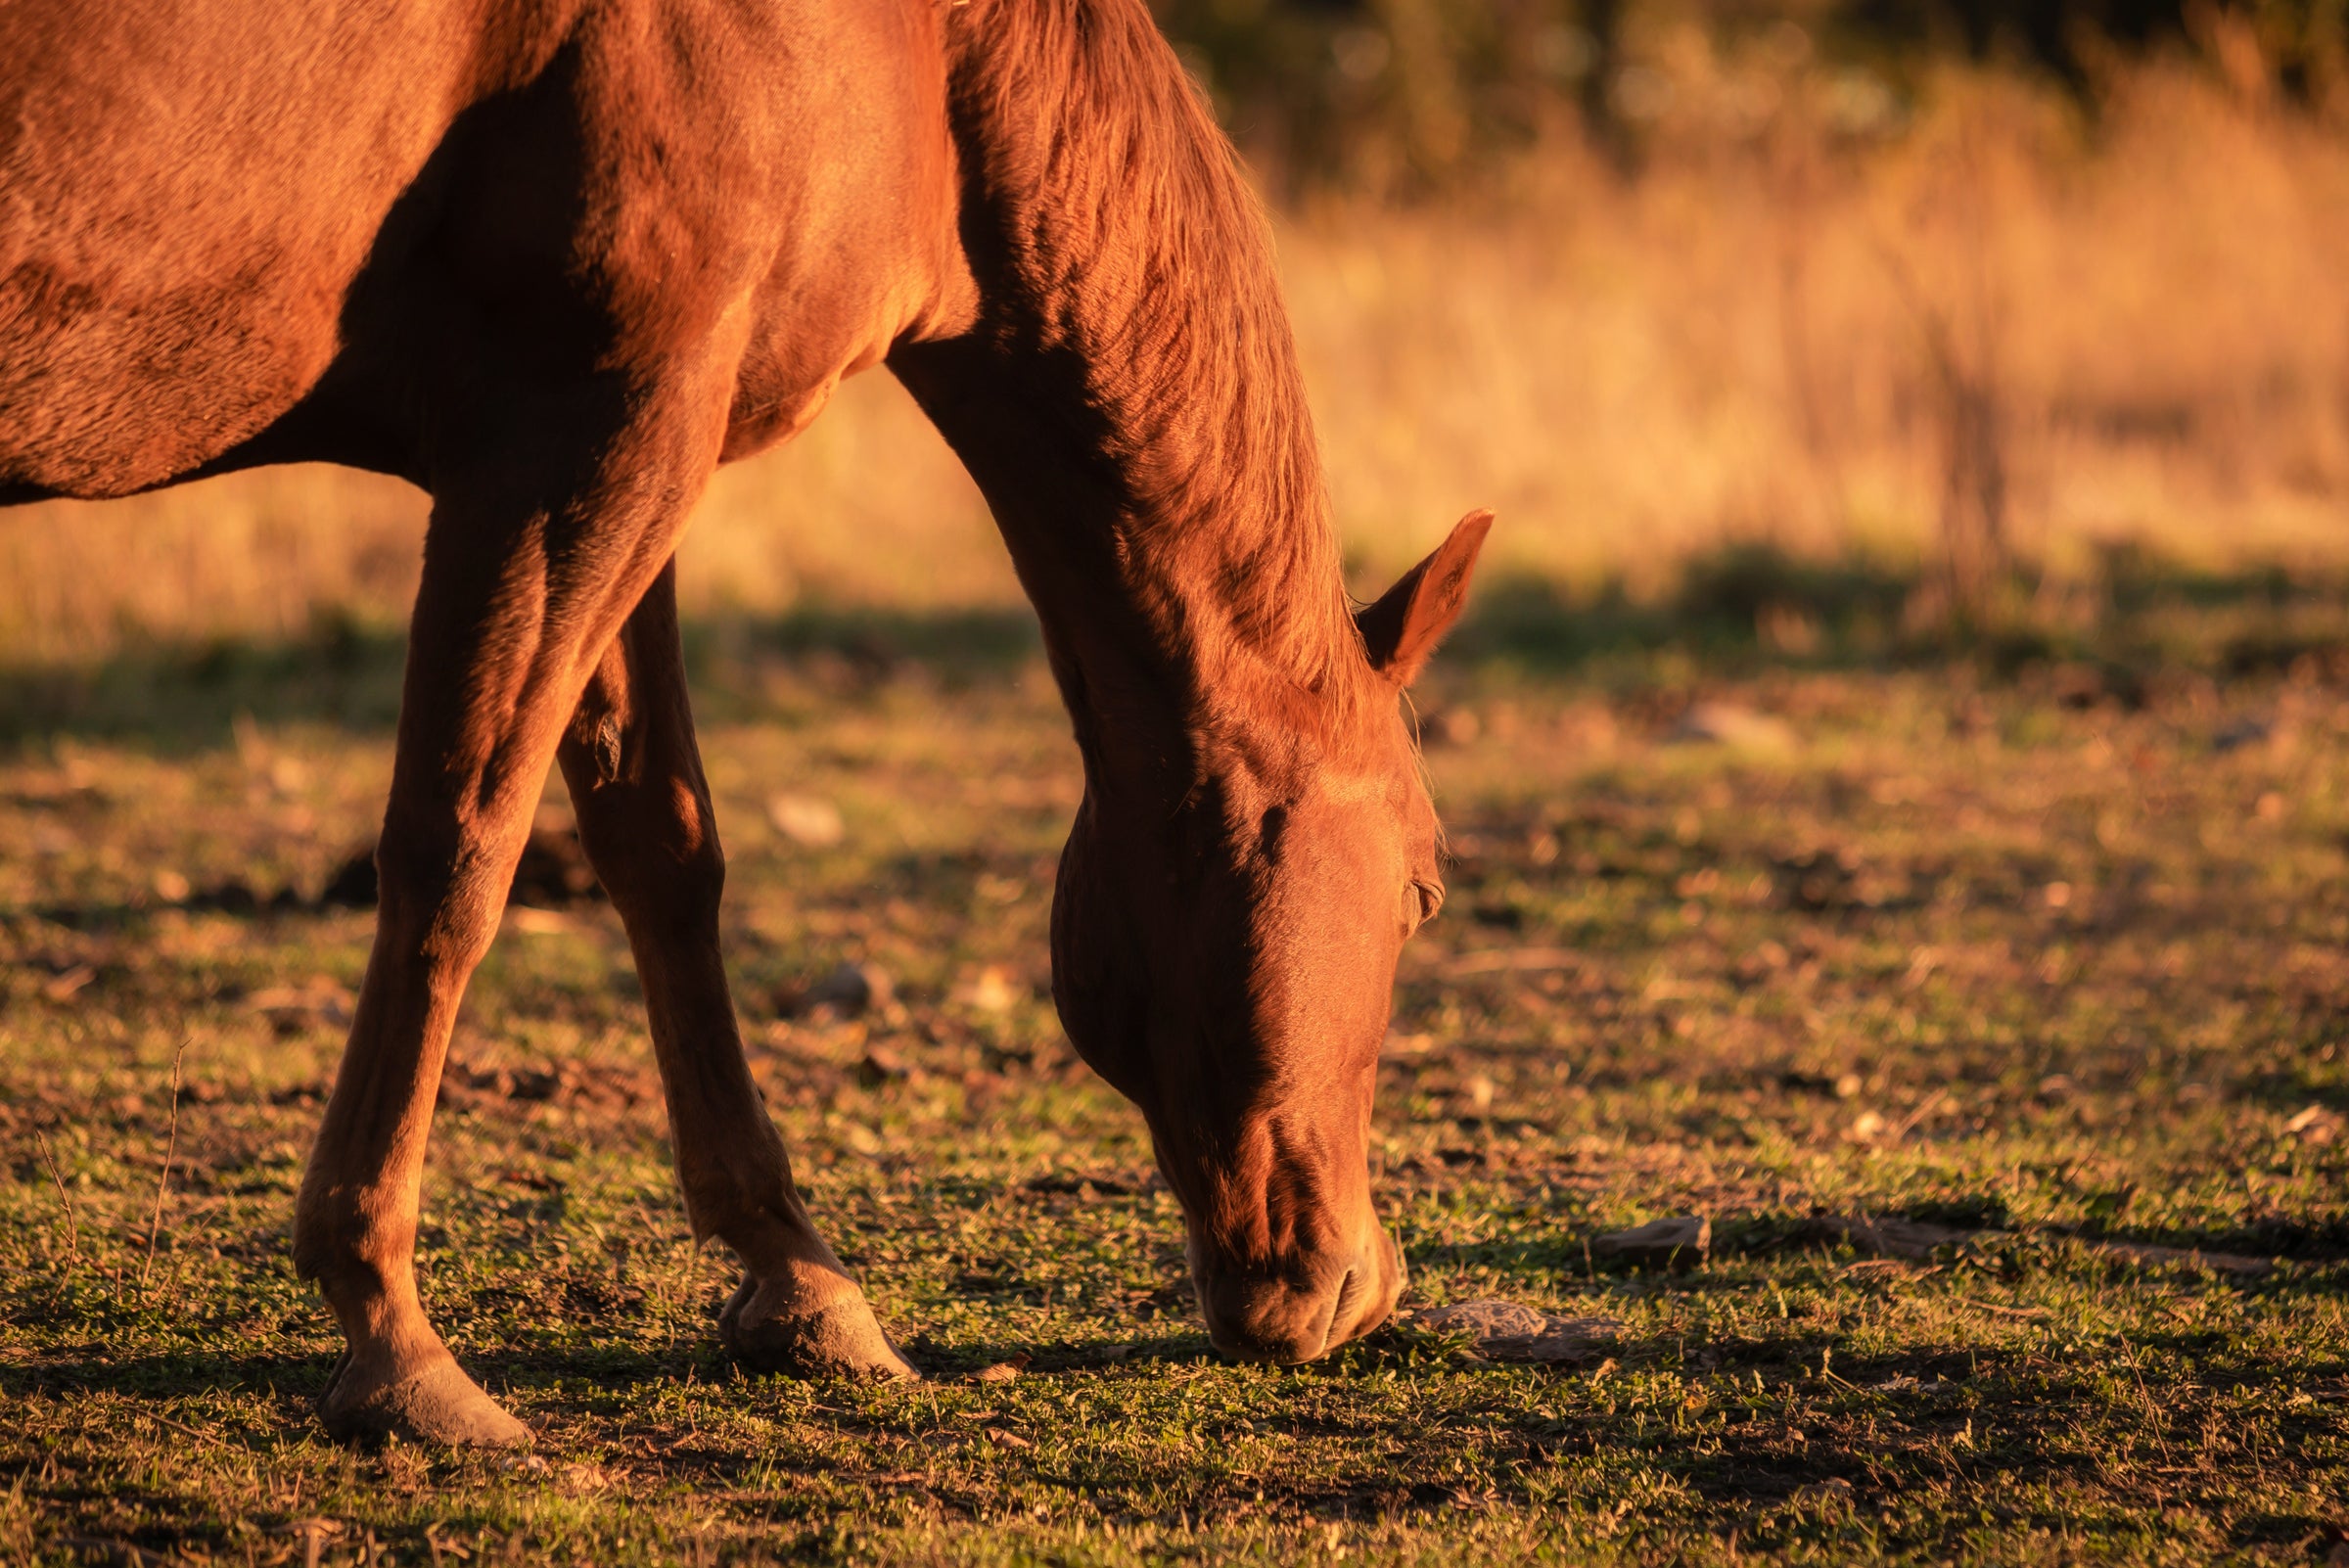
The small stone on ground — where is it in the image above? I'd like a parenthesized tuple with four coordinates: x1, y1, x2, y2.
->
(1400, 1301, 1621, 1363)
(1591, 1215, 1712, 1269)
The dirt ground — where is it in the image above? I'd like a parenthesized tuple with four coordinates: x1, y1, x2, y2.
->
(3, 593, 2346, 1565)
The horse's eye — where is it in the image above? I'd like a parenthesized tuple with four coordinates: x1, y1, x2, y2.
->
(1404, 879, 1444, 931)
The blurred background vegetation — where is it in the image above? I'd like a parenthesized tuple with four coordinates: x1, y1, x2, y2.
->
(1154, 0, 2348, 193)
(4, 0, 2345, 671)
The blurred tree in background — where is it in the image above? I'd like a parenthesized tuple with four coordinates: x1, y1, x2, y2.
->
(1152, 0, 2347, 192)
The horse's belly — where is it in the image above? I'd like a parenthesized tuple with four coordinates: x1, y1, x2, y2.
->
(0, 0, 481, 497)
(0, 262, 344, 497)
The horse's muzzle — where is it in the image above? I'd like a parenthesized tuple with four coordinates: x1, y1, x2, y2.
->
(1194, 1222, 1405, 1364)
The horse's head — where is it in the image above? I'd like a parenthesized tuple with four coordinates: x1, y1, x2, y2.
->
(1051, 511, 1491, 1362)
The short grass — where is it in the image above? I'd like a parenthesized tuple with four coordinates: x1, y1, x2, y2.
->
(2, 585, 2346, 1565)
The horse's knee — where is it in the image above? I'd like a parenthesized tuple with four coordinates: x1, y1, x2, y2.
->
(578, 792, 726, 925)
(370, 818, 515, 969)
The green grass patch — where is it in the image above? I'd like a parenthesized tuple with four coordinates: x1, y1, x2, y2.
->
(2, 614, 2345, 1563)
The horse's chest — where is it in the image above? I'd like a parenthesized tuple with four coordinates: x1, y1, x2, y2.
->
(717, 210, 959, 462)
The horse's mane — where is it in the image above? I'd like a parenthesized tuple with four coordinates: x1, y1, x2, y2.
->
(943, 0, 1371, 746)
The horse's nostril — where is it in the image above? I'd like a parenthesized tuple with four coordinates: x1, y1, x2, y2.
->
(1332, 1266, 1362, 1314)
(1198, 1256, 1380, 1364)
(1317, 1267, 1359, 1357)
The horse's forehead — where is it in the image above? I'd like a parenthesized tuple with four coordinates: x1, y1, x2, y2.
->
(1281, 741, 1416, 815)
(1202, 698, 1420, 825)
(1313, 764, 1402, 811)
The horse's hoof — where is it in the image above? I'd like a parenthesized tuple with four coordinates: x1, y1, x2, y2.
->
(319, 1349, 532, 1449)
(720, 1274, 919, 1380)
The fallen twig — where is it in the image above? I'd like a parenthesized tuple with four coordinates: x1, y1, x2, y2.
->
(34, 1129, 81, 1274)
(145, 1409, 234, 1452)
(138, 1040, 189, 1296)
(1890, 1089, 1949, 1144)
(2115, 1332, 2175, 1463)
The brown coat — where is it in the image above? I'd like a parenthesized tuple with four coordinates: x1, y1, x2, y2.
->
(1, 0, 1487, 1444)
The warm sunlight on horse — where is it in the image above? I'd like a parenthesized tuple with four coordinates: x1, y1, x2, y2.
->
(0, 0, 1489, 1445)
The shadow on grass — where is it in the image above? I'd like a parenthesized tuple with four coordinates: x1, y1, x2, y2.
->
(1453, 540, 2349, 686)
(0, 1349, 332, 1403)
(4, 1327, 2338, 1548)
(5, 542, 2345, 749)
(0, 605, 1049, 752)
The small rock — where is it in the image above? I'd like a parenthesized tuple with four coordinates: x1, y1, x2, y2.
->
(1668, 702, 1797, 751)
(1381, 1028, 1436, 1060)
(1401, 1300, 1621, 1364)
(1794, 1477, 1856, 1507)
(859, 1044, 912, 1085)
(556, 1461, 611, 1494)
(970, 1354, 1031, 1384)
(954, 965, 1021, 1013)
(2211, 716, 2271, 754)
(806, 961, 893, 1016)
(767, 792, 846, 848)
(2283, 1104, 2342, 1144)
(1590, 1215, 1711, 1270)
(249, 978, 357, 1033)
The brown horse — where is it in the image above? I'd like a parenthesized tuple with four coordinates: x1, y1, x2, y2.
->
(1, 0, 1490, 1445)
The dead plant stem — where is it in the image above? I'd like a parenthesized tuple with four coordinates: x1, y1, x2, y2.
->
(139, 1038, 189, 1297)
(34, 1128, 81, 1274)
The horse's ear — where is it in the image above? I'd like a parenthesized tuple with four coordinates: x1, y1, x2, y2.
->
(1357, 510, 1493, 687)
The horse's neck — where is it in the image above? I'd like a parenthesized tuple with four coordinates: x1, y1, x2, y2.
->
(904, 0, 1362, 773)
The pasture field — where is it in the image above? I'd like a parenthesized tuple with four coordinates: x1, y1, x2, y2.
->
(2, 576, 2346, 1565)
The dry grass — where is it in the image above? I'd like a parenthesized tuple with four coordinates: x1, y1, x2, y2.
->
(3, 38, 2345, 661)
(3, 635, 2345, 1563)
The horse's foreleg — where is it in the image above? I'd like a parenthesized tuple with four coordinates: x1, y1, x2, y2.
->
(557, 567, 914, 1378)
(293, 371, 731, 1447)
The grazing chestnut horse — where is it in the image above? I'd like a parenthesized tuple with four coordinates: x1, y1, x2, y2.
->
(1, 0, 1490, 1444)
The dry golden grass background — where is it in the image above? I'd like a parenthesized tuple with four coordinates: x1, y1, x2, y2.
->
(3, 33, 2344, 662)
